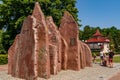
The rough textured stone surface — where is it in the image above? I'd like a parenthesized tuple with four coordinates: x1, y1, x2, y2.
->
(8, 16, 36, 80)
(57, 32, 62, 72)
(17, 16, 35, 80)
(61, 37, 68, 70)
(32, 2, 50, 79)
(79, 41, 92, 69)
(46, 16, 62, 72)
(8, 2, 50, 80)
(8, 35, 19, 75)
(83, 43, 92, 67)
(59, 11, 80, 70)
(79, 41, 86, 69)
(49, 44, 58, 75)
(8, 2, 92, 80)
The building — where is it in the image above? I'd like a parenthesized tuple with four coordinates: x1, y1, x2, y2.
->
(86, 29, 110, 53)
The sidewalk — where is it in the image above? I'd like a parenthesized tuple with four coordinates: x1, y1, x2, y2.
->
(108, 72, 120, 80)
(0, 64, 8, 71)
(0, 63, 120, 80)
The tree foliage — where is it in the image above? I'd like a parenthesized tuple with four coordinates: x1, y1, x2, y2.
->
(0, 30, 6, 54)
(81, 25, 100, 41)
(0, 0, 79, 53)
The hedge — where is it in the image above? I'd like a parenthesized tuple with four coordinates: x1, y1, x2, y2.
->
(0, 54, 8, 65)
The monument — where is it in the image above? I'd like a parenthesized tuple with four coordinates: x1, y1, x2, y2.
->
(8, 2, 92, 80)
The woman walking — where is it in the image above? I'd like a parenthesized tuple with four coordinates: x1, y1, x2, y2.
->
(108, 50, 114, 68)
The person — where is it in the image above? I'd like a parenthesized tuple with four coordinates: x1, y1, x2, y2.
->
(100, 50, 104, 65)
(92, 52, 97, 63)
(108, 50, 114, 68)
(102, 53, 108, 66)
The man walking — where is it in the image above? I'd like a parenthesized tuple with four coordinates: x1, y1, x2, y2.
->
(108, 50, 114, 68)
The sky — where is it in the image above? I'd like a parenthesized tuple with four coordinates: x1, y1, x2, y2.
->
(76, 0, 120, 30)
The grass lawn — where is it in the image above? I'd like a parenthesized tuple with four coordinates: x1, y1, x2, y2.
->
(96, 55, 120, 63)
(113, 55, 120, 63)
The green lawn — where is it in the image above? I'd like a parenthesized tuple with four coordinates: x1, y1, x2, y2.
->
(96, 55, 120, 63)
(113, 56, 120, 63)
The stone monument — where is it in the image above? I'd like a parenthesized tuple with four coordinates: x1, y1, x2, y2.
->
(8, 2, 92, 80)
(59, 11, 80, 70)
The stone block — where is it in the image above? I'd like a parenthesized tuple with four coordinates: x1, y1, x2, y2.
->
(49, 44, 58, 75)
(32, 2, 50, 79)
(59, 11, 80, 70)
(46, 16, 62, 72)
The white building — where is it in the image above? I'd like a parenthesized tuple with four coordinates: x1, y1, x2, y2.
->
(86, 29, 110, 53)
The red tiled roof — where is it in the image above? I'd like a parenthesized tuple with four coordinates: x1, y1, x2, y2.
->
(86, 29, 110, 43)
(93, 29, 103, 37)
(86, 37, 110, 43)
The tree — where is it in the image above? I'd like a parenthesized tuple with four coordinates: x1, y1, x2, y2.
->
(81, 25, 97, 41)
(0, 30, 6, 54)
(109, 26, 120, 51)
(0, 0, 79, 53)
(79, 30, 83, 40)
(81, 25, 91, 41)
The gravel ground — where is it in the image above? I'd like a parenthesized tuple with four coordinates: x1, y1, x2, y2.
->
(0, 63, 120, 80)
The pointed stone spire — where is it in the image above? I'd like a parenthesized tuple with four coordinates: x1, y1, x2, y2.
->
(32, 2, 45, 20)
(59, 11, 77, 29)
(46, 16, 57, 30)
(32, 2, 50, 79)
(59, 11, 80, 70)
(63, 11, 75, 21)
(8, 16, 36, 80)
(46, 16, 62, 74)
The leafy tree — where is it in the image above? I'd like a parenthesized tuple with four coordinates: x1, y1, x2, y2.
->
(81, 25, 91, 41)
(0, 30, 6, 54)
(79, 30, 83, 40)
(109, 27, 120, 51)
(81, 25, 98, 41)
(0, 0, 79, 53)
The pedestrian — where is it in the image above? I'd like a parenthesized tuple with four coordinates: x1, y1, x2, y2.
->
(102, 53, 108, 66)
(100, 50, 104, 65)
(93, 52, 97, 63)
(108, 50, 114, 68)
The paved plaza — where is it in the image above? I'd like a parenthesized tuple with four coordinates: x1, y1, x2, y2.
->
(0, 63, 120, 80)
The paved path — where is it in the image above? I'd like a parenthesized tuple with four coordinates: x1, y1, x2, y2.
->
(0, 63, 120, 80)
(108, 72, 120, 80)
(0, 64, 8, 71)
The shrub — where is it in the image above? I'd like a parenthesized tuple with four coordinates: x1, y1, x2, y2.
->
(114, 52, 120, 55)
(0, 54, 8, 65)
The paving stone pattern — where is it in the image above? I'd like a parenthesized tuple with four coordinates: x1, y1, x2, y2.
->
(0, 63, 120, 80)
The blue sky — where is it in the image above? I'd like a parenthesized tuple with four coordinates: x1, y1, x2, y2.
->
(76, 0, 120, 30)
